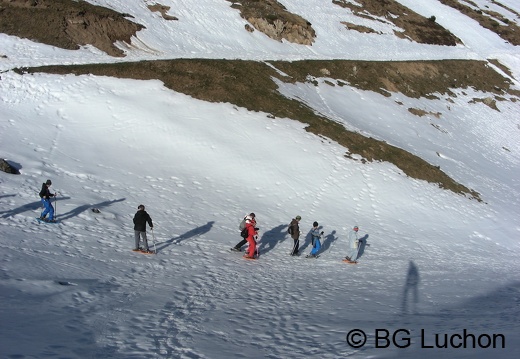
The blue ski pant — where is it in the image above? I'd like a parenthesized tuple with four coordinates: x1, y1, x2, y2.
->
(134, 231, 149, 251)
(40, 198, 54, 220)
(310, 239, 321, 256)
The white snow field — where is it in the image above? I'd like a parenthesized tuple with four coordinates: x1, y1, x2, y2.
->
(1, 0, 519, 358)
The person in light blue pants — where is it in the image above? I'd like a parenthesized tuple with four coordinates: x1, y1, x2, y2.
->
(307, 221, 323, 258)
(345, 225, 360, 263)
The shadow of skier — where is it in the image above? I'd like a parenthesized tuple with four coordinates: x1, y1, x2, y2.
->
(356, 234, 370, 259)
(57, 198, 125, 221)
(0, 196, 71, 218)
(155, 221, 214, 252)
(257, 224, 287, 255)
(320, 229, 339, 254)
(298, 230, 313, 254)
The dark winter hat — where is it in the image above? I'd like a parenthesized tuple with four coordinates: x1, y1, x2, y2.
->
(354, 225, 359, 230)
(46, 179, 52, 185)
(295, 215, 301, 220)
(250, 212, 256, 218)
(138, 204, 145, 210)
(313, 221, 318, 227)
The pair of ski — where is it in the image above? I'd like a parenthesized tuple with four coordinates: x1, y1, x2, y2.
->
(289, 251, 318, 258)
(36, 217, 58, 224)
(298, 253, 358, 263)
(132, 248, 156, 255)
(230, 247, 258, 260)
(342, 258, 358, 264)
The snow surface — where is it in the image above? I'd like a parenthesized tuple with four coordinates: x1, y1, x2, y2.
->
(1, 0, 519, 358)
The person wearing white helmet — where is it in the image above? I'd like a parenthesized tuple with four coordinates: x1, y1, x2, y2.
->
(243, 215, 259, 259)
(231, 213, 256, 252)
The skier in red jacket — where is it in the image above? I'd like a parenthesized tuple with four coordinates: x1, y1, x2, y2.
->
(243, 215, 258, 259)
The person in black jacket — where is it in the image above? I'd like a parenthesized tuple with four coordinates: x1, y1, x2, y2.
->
(39, 179, 56, 222)
(133, 204, 154, 253)
(289, 215, 301, 256)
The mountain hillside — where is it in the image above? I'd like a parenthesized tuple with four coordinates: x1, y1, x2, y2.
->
(1, 1, 519, 358)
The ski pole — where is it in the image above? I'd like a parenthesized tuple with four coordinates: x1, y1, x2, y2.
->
(290, 238, 299, 255)
(151, 228, 157, 254)
(54, 192, 58, 219)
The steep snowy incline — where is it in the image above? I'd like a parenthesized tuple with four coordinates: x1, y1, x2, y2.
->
(1, 70, 520, 357)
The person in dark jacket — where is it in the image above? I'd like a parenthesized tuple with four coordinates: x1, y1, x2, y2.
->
(289, 215, 301, 256)
(133, 204, 153, 253)
(39, 179, 56, 222)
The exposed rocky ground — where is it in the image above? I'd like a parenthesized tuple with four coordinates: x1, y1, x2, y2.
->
(0, 0, 144, 57)
(0, 158, 20, 174)
(227, 0, 316, 44)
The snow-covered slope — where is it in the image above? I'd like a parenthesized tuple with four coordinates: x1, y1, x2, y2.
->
(1, 0, 519, 358)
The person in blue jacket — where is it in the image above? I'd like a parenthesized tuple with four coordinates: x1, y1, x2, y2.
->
(306, 221, 323, 258)
(39, 179, 56, 222)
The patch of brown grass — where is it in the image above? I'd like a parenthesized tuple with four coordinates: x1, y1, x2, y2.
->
(489, 58, 516, 80)
(439, 0, 520, 45)
(408, 108, 442, 118)
(17, 58, 519, 200)
(148, 4, 178, 21)
(333, 0, 461, 45)
(341, 22, 380, 34)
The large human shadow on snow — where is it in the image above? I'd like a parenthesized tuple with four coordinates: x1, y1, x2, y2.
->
(258, 224, 288, 255)
(380, 280, 520, 358)
(356, 234, 370, 259)
(155, 221, 214, 253)
(401, 260, 420, 315)
(57, 198, 126, 221)
(298, 229, 314, 254)
(0, 195, 71, 218)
